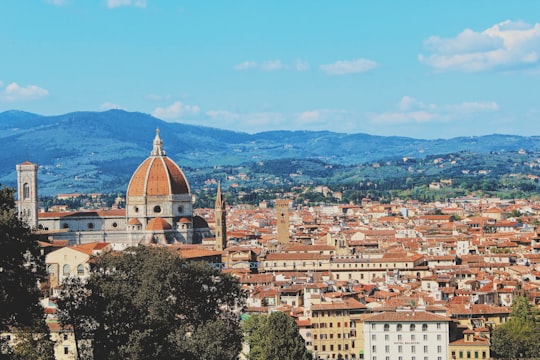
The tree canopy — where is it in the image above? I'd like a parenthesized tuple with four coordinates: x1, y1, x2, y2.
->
(0, 185, 53, 359)
(490, 296, 540, 359)
(243, 311, 310, 360)
(57, 246, 245, 360)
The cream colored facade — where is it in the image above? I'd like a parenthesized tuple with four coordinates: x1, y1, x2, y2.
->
(448, 331, 490, 360)
(46, 247, 92, 289)
(309, 299, 368, 359)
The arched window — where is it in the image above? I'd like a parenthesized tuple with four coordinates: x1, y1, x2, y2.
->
(88, 222, 94, 230)
(410, 324, 416, 331)
(422, 323, 428, 331)
(384, 324, 389, 331)
(23, 183, 30, 199)
(62, 223, 69, 229)
(47, 264, 55, 274)
(63, 264, 70, 276)
(77, 264, 84, 275)
(397, 323, 403, 331)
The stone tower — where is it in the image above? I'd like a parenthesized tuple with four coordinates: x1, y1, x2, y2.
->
(276, 199, 290, 244)
(215, 182, 227, 251)
(16, 161, 39, 229)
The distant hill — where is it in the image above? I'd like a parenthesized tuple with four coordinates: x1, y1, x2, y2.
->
(1, 109, 539, 195)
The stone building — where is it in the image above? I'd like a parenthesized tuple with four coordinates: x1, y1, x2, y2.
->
(17, 130, 214, 249)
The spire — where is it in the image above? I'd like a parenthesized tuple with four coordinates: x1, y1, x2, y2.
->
(215, 181, 224, 208)
(151, 128, 166, 156)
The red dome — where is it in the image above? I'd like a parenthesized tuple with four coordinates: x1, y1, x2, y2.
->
(146, 217, 172, 231)
(127, 130, 190, 197)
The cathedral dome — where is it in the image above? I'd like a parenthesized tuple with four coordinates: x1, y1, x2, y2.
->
(127, 129, 190, 197)
(146, 217, 172, 231)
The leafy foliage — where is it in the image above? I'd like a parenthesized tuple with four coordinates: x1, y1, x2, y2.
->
(490, 296, 540, 359)
(57, 246, 245, 360)
(243, 312, 310, 360)
(0, 185, 54, 359)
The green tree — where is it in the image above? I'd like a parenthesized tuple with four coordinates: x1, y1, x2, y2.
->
(490, 296, 540, 359)
(244, 312, 309, 360)
(57, 246, 245, 360)
(0, 185, 54, 360)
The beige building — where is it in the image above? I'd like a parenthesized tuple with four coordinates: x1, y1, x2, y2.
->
(448, 329, 490, 360)
(45, 242, 111, 293)
(309, 298, 368, 359)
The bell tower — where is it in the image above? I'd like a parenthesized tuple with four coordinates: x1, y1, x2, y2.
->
(214, 182, 227, 251)
(276, 199, 290, 244)
(16, 161, 39, 229)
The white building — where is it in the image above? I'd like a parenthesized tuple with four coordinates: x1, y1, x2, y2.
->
(363, 310, 451, 360)
(17, 130, 214, 249)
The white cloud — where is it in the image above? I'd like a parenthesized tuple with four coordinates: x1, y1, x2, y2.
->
(445, 101, 499, 112)
(152, 101, 200, 120)
(45, 0, 69, 5)
(204, 109, 355, 133)
(206, 110, 240, 121)
(100, 102, 124, 110)
(234, 59, 310, 72)
(107, 0, 147, 9)
(419, 20, 540, 72)
(145, 93, 173, 101)
(371, 111, 438, 125)
(320, 58, 378, 75)
(261, 60, 285, 72)
(370, 96, 499, 125)
(234, 61, 258, 70)
(1, 82, 49, 102)
(295, 59, 310, 71)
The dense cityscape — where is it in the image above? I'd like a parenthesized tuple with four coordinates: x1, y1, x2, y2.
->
(1, 131, 540, 359)
(3, 2, 540, 359)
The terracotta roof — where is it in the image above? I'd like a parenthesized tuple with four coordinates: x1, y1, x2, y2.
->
(127, 156, 189, 197)
(311, 298, 366, 311)
(128, 218, 142, 225)
(364, 311, 451, 322)
(146, 217, 172, 231)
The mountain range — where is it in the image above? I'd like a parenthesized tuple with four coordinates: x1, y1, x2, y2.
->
(1, 109, 539, 195)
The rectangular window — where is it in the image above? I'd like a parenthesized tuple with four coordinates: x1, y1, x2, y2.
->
(411, 334, 416, 341)
(64, 347, 69, 355)
(437, 334, 441, 341)
(372, 334, 376, 341)
(423, 334, 428, 341)
(384, 334, 389, 341)
(411, 345, 416, 353)
(438, 345, 442, 353)
(424, 345, 428, 353)
(398, 345, 402, 353)
(398, 334, 402, 340)
(385, 345, 389, 353)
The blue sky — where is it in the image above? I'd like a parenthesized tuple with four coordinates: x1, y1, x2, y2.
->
(2, 1, 540, 139)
